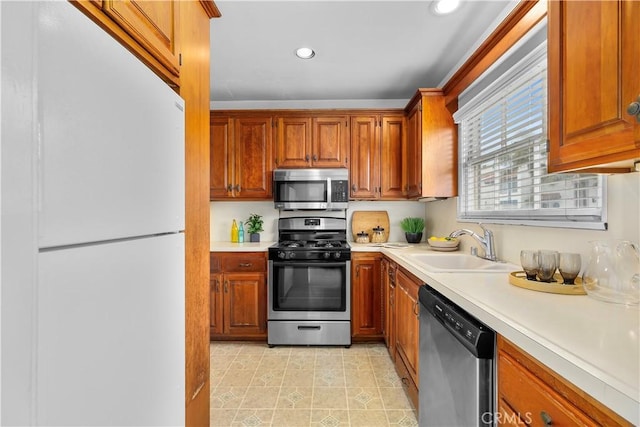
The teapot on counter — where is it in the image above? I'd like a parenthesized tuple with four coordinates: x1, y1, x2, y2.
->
(583, 240, 640, 305)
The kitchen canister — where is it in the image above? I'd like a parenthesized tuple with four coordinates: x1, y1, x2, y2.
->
(356, 231, 370, 243)
(371, 226, 386, 243)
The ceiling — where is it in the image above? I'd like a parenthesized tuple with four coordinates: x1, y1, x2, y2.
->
(209, 0, 517, 109)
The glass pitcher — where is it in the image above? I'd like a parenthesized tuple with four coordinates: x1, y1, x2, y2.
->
(582, 240, 640, 305)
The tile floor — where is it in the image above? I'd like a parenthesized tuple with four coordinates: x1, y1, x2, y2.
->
(210, 341, 418, 426)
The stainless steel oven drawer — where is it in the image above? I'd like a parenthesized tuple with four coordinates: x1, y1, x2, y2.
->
(268, 320, 351, 346)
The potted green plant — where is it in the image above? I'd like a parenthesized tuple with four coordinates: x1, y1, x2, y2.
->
(400, 217, 425, 243)
(245, 213, 264, 242)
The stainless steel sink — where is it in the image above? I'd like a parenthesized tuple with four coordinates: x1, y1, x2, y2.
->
(408, 253, 518, 273)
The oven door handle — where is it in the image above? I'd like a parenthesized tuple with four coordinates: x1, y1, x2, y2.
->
(272, 261, 347, 268)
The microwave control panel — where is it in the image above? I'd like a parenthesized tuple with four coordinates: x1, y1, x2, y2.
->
(331, 180, 349, 202)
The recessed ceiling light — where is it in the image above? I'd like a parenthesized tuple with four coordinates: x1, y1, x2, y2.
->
(295, 47, 315, 59)
(432, 0, 460, 15)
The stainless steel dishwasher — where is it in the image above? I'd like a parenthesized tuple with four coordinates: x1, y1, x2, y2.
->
(418, 284, 495, 427)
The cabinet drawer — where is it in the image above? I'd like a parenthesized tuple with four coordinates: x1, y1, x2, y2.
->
(394, 351, 419, 412)
(498, 351, 593, 426)
(216, 253, 266, 272)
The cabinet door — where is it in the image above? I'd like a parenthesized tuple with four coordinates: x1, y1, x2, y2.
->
(223, 272, 267, 336)
(351, 253, 383, 337)
(210, 273, 223, 335)
(210, 116, 233, 199)
(275, 116, 312, 168)
(380, 115, 405, 199)
(395, 268, 419, 385)
(405, 104, 422, 198)
(233, 117, 273, 199)
(383, 259, 397, 360)
(350, 116, 380, 199)
(312, 116, 349, 167)
(548, 0, 640, 172)
(103, 0, 180, 77)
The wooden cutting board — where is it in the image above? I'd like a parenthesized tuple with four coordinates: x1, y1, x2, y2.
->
(351, 211, 390, 242)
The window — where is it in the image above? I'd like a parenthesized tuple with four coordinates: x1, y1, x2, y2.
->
(454, 39, 606, 230)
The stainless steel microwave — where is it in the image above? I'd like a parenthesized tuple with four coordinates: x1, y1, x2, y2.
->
(273, 168, 349, 210)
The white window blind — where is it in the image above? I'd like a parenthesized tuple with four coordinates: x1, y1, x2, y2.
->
(454, 42, 607, 230)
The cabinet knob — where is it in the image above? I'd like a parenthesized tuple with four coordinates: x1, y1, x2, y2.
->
(351, 185, 357, 192)
(226, 184, 233, 192)
(305, 154, 310, 162)
(234, 184, 241, 193)
(627, 96, 640, 123)
(540, 411, 552, 426)
(313, 154, 318, 162)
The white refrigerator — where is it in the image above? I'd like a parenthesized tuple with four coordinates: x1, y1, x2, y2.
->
(33, 2, 185, 425)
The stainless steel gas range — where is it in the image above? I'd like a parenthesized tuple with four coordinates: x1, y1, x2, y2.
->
(267, 217, 351, 347)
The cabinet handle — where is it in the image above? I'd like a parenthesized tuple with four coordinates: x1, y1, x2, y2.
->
(401, 377, 409, 387)
(356, 265, 360, 277)
(413, 299, 420, 317)
(540, 411, 552, 426)
(226, 184, 233, 192)
(239, 262, 252, 268)
(351, 184, 357, 192)
(313, 154, 318, 162)
(215, 279, 220, 293)
(234, 184, 241, 193)
(305, 154, 310, 162)
(627, 96, 640, 123)
(224, 281, 229, 293)
(275, 157, 279, 165)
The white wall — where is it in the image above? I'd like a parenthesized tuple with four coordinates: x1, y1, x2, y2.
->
(425, 172, 640, 266)
(210, 200, 426, 243)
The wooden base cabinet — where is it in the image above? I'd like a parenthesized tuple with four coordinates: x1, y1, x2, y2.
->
(394, 267, 421, 410)
(210, 252, 268, 339)
(548, 0, 640, 173)
(497, 336, 632, 426)
(351, 252, 384, 339)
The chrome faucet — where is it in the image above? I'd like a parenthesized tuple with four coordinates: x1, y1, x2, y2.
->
(449, 224, 497, 261)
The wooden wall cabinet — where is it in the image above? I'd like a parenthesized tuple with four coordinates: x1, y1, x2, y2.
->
(382, 256, 397, 361)
(351, 252, 384, 339)
(71, 0, 182, 87)
(497, 336, 631, 426)
(404, 89, 457, 199)
(274, 114, 349, 168)
(394, 267, 420, 409)
(350, 115, 405, 200)
(102, 0, 180, 77)
(210, 252, 268, 339)
(209, 113, 273, 200)
(548, 0, 640, 173)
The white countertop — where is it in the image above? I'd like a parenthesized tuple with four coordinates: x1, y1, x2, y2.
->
(212, 240, 639, 423)
(354, 243, 640, 424)
(210, 241, 276, 252)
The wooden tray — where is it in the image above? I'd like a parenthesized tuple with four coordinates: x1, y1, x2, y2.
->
(508, 271, 586, 295)
(351, 211, 390, 243)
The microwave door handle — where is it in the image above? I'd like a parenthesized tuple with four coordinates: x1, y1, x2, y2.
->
(326, 178, 332, 207)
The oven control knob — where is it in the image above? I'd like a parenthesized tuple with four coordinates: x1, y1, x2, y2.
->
(333, 252, 341, 259)
(323, 252, 331, 259)
(289, 252, 296, 259)
(277, 251, 286, 259)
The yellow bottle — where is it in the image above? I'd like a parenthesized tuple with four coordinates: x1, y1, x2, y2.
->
(231, 219, 239, 243)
